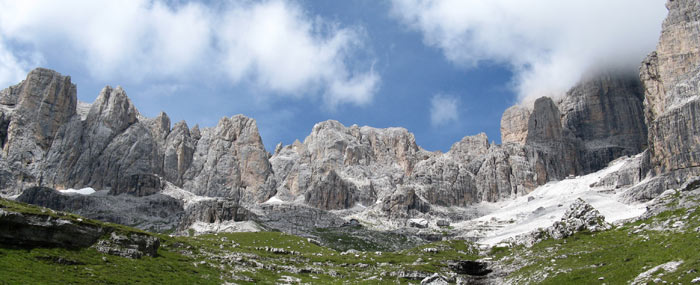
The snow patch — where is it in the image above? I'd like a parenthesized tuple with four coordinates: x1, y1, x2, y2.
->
(263, 196, 285, 204)
(59, 187, 95, 195)
(455, 157, 649, 246)
(160, 183, 213, 208)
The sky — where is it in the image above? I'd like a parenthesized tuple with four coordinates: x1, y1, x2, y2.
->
(0, 0, 667, 152)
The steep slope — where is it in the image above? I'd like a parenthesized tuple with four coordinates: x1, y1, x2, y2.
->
(641, 0, 700, 176)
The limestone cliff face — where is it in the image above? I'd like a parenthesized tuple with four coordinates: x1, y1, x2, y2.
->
(499, 73, 648, 179)
(500, 105, 530, 144)
(559, 74, 648, 172)
(0, 68, 77, 189)
(183, 115, 275, 202)
(642, 0, 700, 124)
(269, 120, 424, 211)
(641, 0, 700, 174)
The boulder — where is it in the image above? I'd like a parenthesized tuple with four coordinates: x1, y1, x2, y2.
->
(546, 198, 611, 239)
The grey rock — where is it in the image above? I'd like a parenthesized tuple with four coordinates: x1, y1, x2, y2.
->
(0, 69, 77, 192)
(0, 207, 106, 248)
(93, 231, 160, 259)
(254, 203, 348, 234)
(559, 74, 648, 172)
(641, 0, 700, 179)
(17, 186, 183, 232)
(304, 170, 357, 210)
(411, 155, 477, 206)
(381, 186, 430, 219)
(591, 152, 649, 191)
(546, 198, 611, 239)
(163, 121, 195, 186)
(183, 115, 275, 202)
(421, 273, 449, 285)
(176, 198, 254, 232)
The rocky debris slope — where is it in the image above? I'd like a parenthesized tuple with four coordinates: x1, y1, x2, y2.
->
(0, 198, 159, 259)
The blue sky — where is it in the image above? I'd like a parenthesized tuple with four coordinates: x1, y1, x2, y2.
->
(0, 0, 666, 152)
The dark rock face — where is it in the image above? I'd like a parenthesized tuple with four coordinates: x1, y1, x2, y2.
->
(111, 174, 163, 197)
(16, 187, 183, 232)
(560, 74, 648, 172)
(0, 208, 106, 248)
(0, 198, 160, 259)
(499, 72, 648, 186)
(381, 187, 430, 219)
(449, 260, 492, 276)
(527, 97, 565, 145)
(304, 170, 357, 210)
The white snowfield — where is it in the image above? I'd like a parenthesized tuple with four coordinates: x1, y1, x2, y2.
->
(59, 187, 96, 195)
(455, 156, 649, 246)
(263, 196, 285, 204)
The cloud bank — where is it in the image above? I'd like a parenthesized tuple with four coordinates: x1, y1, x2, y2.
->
(0, 0, 378, 108)
(390, 0, 667, 103)
(430, 94, 459, 127)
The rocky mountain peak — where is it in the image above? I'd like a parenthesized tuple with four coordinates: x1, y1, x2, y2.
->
(448, 132, 490, 161)
(87, 86, 139, 133)
(526, 96, 563, 144)
(5, 68, 77, 151)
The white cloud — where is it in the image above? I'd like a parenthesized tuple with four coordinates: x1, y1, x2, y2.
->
(216, 0, 379, 108)
(390, 0, 667, 103)
(0, 0, 378, 108)
(430, 94, 459, 127)
(0, 35, 42, 88)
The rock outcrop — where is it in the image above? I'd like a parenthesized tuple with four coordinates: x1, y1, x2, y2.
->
(16, 186, 183, 232)
(546, 198, 611, 239)
(0, 198, 159, 258)
(93, 231, 160, 259)
(0, 207, 106, 248)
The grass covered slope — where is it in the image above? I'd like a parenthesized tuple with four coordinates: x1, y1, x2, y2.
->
(0, 198, 479, 284)
(495, 191, 700, 284)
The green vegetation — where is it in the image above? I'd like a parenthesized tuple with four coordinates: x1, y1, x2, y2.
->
(0, 198, 479, 284)
(496, 205, 700, 284)
(3, 195, 700, 284)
